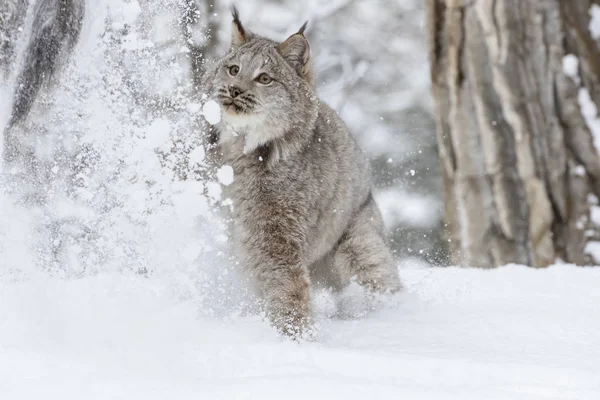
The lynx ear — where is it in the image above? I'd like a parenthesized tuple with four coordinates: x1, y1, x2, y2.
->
(278, 23, 314, 86)
(231, 6, 249, 47)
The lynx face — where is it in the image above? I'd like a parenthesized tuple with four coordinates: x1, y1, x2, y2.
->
(212, 43, 291, 129)
(205, 13, 316, 152)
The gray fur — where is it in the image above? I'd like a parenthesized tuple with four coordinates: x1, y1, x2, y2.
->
(201, 11, 401, 338)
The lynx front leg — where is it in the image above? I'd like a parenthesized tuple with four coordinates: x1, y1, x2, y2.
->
(258, 264, 313, 338)
(241, 203, 314, 338)
(334, 195, 401, 293)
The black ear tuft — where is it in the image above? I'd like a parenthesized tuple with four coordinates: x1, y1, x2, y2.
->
(232, 6, 245, 38)
(231, 5, 249, 47)
(298, 21, 308, 35)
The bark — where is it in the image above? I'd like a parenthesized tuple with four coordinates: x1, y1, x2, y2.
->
(426, 0, 600, 267)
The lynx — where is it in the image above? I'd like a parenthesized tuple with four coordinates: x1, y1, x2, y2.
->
(200, 8, 401, 338)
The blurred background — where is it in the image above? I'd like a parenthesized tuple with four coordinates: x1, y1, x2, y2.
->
(0, 0, 446, 283)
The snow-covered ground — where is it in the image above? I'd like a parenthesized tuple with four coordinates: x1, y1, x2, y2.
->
(1, 2, 600, 399)
(1, 265, 598, 399)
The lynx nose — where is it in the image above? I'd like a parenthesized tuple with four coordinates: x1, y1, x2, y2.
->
(229, 85, 244, 98)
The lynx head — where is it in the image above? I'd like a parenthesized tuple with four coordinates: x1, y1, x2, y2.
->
(204, 7, 318, 152)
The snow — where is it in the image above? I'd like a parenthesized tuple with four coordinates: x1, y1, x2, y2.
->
(585, 241, 600, 263)
(0, 265, 599, 399)
(188, 145, 206, 166)
(144, 118, 171, 149)
(591, 205, 600, 226)
(578, 88, 600, 152)
(589, 4, 600, 40)
(206, 181, 222, 201)
(375, 188, 441, 229)
(108, 0, 142, 29)
(562, 54, 579, 80)
(216, 165, 234, 186)
(563, 52, 600, 154)
(2, 3, 600, 398)
(574, 164, 587, 177)
(202, 100, 222, 125)
(562, 52, 600, 154)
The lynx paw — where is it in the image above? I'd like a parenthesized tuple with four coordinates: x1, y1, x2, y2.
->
(359, 275, 402, 294)
(269, 303, 316, 340)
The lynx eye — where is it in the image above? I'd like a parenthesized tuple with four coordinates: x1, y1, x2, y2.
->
(228, 65, 240, 76)
(256, 73, 273, 85)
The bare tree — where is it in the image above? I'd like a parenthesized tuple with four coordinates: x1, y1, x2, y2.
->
(0, 0, 28, 75)
(426, 0, 600, 267)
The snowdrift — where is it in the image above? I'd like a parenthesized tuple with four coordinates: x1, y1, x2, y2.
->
(1, 265, 598, 399)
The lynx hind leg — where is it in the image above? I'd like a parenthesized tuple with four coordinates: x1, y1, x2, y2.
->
(334, 196, 401, 294)
(308, 250, 347, 291)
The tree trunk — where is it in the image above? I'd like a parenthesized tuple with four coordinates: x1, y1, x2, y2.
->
(0, 0, 27, 75)
(426, 0, 600, 267)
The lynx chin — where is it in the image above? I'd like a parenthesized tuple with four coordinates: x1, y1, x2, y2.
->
(200, 8, 401, 338)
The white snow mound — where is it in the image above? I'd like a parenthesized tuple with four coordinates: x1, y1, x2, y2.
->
(217, 165, 234, 186)
(202, 100, 221, 125)
(1, 265, 598, 399)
